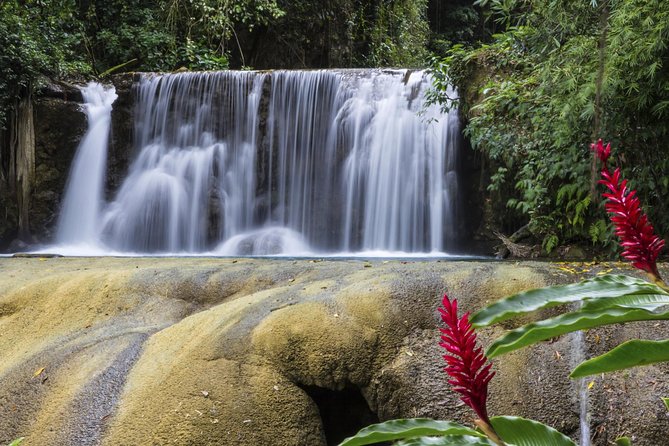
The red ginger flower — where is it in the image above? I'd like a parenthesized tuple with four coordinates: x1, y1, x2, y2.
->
(591, 139, 665, 279)
(438, 294, 495, 423)
(591, 139, 611, 165)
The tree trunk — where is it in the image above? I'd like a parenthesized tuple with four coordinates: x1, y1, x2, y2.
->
(11, 94, 36, 241)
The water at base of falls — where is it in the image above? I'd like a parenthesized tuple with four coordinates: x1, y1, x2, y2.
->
(52, 70, 465, 257)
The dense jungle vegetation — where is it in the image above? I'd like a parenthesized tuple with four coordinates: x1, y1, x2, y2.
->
(1, 0, 668, 256)
(432, 0, 669, 255)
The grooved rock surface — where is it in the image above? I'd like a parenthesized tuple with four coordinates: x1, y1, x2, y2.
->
(0, 258, 667, 445)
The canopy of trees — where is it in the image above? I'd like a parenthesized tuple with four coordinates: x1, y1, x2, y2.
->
(3, 0, 669, 256)
(433, 0, 669, 254)
(0, 0, 448, 129)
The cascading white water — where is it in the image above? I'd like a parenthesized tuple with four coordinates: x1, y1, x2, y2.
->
(259, 70, 461, 254)
(338, 71, 460, 252)
(56, 83, 117, 245)
(55, 70, 463, 256)
(101, 72, 264, 252)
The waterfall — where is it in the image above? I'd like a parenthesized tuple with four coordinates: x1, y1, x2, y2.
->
(56, 83, 117, 245)
(56, 70, 463, 256)
(101, 72, 263, 252)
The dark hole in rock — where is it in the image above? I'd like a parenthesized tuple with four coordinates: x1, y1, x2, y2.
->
(301, 385, 388, 446)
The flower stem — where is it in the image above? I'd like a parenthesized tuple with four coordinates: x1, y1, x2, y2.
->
(650, 273, 669, 292)
(474, 419, 507, 446)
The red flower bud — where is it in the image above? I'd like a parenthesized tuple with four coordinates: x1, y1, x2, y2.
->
(590, 138, 611, 165)
(593, 141, 664, 279)
(438, 294, 495, 423)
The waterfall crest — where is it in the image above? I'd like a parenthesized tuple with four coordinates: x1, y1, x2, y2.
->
(57, 70, 462, 256)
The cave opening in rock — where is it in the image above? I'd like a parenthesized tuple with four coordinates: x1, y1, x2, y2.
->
(301, 385, 386, 446)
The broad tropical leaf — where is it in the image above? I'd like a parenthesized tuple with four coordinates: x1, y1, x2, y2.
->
(338, 419, 484, 446)
(472, 275, 667, 327)
(486, 307, 669, 357)
(615, 437, 632, 446)
(8, 439, 24, 446)
(491, 416, 577, 446)
(570, 339, 669, 377)
(662, 397, 669, 411)
(581, 292, 669, 311)
(395, 435, 495, 446)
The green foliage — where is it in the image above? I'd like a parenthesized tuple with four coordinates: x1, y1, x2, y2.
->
(394, 436, 493, 446)
(471, 274, 664, 325)
(0, 0, 90, 128)
(338, 418, 486, 446)
(472, 274, 669, 376)
(8, 438, 24, 446)
(368, 0, 429, 67)
(489, 416, 577, 446)
(431, 0, 669, 252)
(427, 2, 480, 54)
(80, 0, 284, 72)
(339, 416, 578, 446)
(88, 1, 180, 72)
(570, 339, 669, 377)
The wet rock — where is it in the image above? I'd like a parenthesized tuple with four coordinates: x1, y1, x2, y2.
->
(30, 96, 87, 245)
(0, 259, 666, 445)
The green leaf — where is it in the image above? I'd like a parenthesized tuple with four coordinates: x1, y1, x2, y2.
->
(395, 436, 495, 446)
(615, 437, 632, 446)
(338, 419, 484, 446)
(486, 307, 669, 357)
(8, 439, 25, 446)
(662, 397, 669, 411)
(472, 275, 667, 327)
(491, 416, 577, 446)
(581, 291, 669, 311)
(570, 339, 669, 377)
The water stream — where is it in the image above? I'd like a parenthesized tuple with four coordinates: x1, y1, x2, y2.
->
(573, 330, 592, 446)
(55, 83, 117, 246)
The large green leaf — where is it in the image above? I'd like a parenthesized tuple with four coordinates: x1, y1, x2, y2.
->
(662, 398, 669, 411)
(486, 307, 669, 357)
(615, 437, 632, 446)
(472, 275, 667, 327)
(491, 416, 577, 446)
(338, 419, 484, 446)
(581, 292, 669, 311)
(395, 436, 495, 446)
(8, 439, 24, 446)
(570, 339, 669, 377)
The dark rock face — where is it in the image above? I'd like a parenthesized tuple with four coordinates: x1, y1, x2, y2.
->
(107, 74, 137, 200)
(31, 96, 87, 243)
(0, 75, 136, 250)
